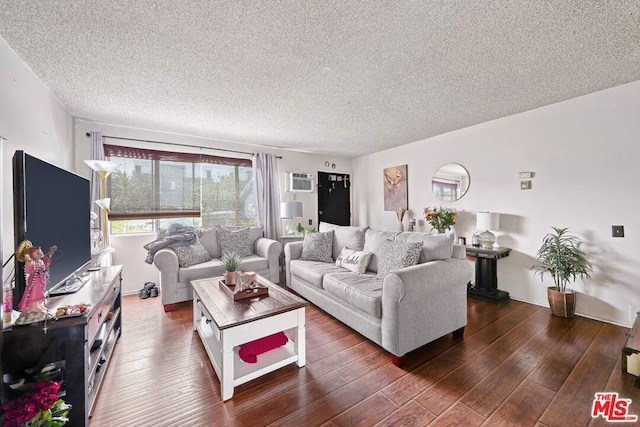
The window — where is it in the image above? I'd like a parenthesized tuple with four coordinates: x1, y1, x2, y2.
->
(432, 179, 459, 202)
(104, 145, 257, 234)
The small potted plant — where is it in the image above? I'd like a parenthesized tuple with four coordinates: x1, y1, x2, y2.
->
(221, 252, 241, 285)
(532, 227, 593, 318)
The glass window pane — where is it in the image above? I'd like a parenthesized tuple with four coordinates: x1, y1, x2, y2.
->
(107, 149, 257, 234)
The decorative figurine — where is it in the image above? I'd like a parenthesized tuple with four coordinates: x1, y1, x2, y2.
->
(19, 245, 57, 312)
(13, 242, 58, 326)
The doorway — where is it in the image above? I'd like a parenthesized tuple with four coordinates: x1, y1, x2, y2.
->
(317, 171, 351, 226)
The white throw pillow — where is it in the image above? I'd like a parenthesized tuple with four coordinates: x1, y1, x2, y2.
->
(335, 247, 373, 274)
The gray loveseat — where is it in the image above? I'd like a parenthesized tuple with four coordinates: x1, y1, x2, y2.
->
(285, 222, 471, 366)
(153, 226, 282, 312)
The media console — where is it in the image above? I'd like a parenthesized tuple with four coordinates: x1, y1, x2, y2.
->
(1, 265, 122, 426)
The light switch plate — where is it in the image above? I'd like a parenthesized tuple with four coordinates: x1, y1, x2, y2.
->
(518, 171, 533, 179)
(612, 225, 625, 237)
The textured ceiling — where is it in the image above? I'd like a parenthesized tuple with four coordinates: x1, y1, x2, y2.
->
(1, 1, 639, 157)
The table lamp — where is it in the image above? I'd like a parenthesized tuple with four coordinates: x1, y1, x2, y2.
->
(474, 212, 500, 249)
(280, 201, 303, 235)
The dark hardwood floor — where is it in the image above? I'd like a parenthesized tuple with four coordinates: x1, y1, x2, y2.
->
(90, 294, 640, 426)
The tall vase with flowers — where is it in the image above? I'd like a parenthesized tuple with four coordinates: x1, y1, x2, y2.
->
(424, 206, 457, 233)
(0, 380, 71, 427)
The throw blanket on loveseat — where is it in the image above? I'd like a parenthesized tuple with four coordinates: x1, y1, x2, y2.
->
(143, 223, 199, 263)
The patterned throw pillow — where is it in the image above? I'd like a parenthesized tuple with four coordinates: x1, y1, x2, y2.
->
(396, 232, 455, 262)
(300, 230, 335, 263)
(173, 243, 212, 268)
(375, 240, 423, 279)
(216, 226, 252, 257)
(335, 247, 373, 274)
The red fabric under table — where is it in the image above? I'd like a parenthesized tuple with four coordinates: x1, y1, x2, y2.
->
(239, 332, 288, 363)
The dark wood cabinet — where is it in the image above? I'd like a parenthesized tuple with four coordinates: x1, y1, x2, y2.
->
(1, 265, 122, 426)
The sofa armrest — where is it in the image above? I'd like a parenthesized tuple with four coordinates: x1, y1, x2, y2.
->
(284, 241, 304, 287)
(381, 258, 471, 356)
(254, 237, 282, 283)
(153, 248, 179, 293)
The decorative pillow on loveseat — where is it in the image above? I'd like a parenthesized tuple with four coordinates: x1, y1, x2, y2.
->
(375, 240, 423, 279)
(216, 226, 252, 257)
(173, 243, 212, 268)
(335, 247, 373, 274)
(300, 230, 335, 262)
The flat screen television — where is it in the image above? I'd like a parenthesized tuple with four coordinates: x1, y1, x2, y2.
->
(13, 150, 92, 308)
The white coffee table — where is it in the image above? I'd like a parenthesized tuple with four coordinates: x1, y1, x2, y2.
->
(192, 275, 308, 400)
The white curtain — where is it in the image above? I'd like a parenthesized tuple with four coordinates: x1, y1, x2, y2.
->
(88, 132, 105, 228)
(253, 153, 281, 240)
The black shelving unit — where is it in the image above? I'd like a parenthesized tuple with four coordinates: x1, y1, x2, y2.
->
(1, 266, 122, 426)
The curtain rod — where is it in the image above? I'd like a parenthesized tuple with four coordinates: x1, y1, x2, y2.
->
(85, 133, 282, 159)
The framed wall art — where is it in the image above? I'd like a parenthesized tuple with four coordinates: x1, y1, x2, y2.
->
(383, 164, 408, 211)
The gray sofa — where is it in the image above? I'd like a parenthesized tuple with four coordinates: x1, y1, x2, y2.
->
(154, 226, 282, 312)
(285, 222, 471, 366)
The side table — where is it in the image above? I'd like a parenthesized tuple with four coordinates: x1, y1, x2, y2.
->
(280, 234, 305, 268)
(466, 246, 511, 303)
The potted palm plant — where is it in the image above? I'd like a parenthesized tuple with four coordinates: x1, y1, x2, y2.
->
(221, 252, 241, 285)
(532, 227, 593, 318)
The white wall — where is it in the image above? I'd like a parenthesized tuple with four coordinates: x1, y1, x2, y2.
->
(74, 120, 352, 294)
(0, 36, 74, 284)
(352, 80, 640, 327)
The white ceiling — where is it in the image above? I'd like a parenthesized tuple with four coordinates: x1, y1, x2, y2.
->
(1, 1, 639, 157)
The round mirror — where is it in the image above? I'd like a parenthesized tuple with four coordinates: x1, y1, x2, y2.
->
(432, 163, 470, 201)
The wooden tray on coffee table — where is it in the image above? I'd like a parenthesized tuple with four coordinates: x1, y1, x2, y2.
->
(219, 279, 269, 300)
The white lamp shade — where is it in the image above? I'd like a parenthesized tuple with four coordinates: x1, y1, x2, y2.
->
(280, 201, 303, 218)
(84, 160, 120, 177)
(95, 198, 111, 211)
(476, 212, 500, 231)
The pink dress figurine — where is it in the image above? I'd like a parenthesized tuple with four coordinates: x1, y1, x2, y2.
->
(18, 245, 57, 312)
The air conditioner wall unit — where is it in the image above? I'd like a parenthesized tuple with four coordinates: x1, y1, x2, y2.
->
(286, 172, 315, 192)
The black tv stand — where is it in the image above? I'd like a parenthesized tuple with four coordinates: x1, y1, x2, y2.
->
(2, 266, 123, 426)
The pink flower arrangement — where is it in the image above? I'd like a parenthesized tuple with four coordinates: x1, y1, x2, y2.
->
(0, 381, 70, 427)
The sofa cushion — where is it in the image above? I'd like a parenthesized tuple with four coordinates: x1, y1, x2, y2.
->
(216, 226, 252, 257)
(363, 229, 400, 273)
(178, 258, 225, 284)
(323, 272, 382, 318)
(199, 228, 220, 258)
(319, 222, 367, 260)
(375, 240, 422, 279)
(335, 247, 372, 274)
(237, 255, 269, 273)
(301, 230, 335, 262)
(395, 232, 454, 262)
(290, 259, 346, 288)
(173, 242, 212, 268)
